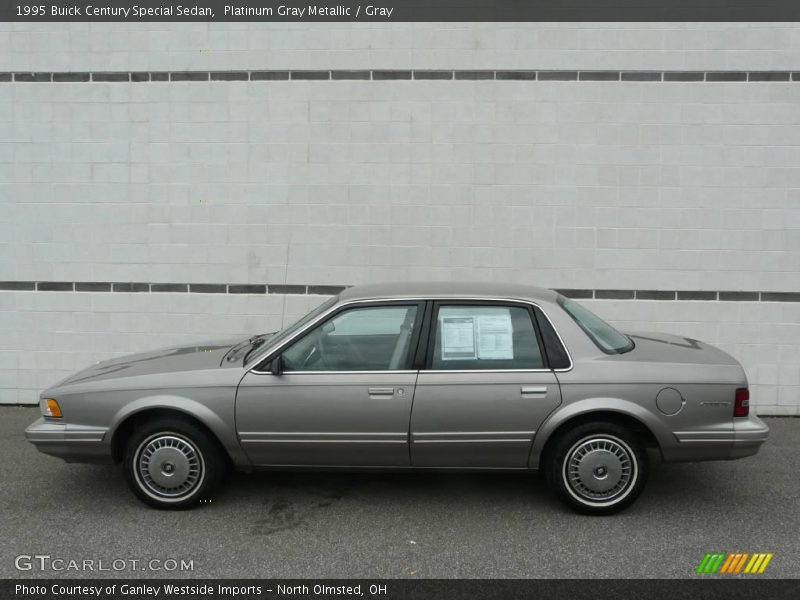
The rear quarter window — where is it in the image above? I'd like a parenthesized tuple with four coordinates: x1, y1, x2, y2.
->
(533, 307, 571, 369)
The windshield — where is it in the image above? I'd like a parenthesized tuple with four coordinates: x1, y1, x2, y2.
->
(558, 296, 634, 354)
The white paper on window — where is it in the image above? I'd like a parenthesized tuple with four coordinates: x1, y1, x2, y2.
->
(476, 313, 514, 360)
(440, 316, 476, 360)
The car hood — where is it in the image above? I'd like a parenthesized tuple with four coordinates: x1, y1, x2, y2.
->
(52, 337, 247, 387)
(624, 331, 740, 366)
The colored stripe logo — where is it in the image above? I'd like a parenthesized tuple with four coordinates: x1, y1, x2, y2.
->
(696, 552, 773, 574)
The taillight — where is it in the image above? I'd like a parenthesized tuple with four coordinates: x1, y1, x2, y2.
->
(734, 388, 749, 417)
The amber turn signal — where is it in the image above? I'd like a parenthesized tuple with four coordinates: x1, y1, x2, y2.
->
(41, 398, 63, 418)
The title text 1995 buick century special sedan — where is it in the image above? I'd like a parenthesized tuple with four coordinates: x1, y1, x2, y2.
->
(25, 282, 769, 514)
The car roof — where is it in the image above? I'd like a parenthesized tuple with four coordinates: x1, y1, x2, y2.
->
(338, 281, 561, 305)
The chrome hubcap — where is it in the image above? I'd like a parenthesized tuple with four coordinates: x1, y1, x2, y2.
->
(136, 434, 203, 499)
(565, 437, 634, 503)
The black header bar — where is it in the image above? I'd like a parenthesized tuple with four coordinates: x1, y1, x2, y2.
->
(4, 1, 800, 22)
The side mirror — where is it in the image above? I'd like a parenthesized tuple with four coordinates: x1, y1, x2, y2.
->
(270, 355, 284, 376)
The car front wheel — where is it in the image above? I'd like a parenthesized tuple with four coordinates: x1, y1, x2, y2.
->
(123, 417, 225, 509)
(548, 421, 648, 515)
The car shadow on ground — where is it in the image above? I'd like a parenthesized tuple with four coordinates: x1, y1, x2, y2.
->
(51, 456, 734, 518)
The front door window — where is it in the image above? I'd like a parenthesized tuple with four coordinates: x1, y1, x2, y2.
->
(282, 305, 419, 371)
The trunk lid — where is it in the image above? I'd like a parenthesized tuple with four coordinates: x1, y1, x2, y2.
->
(624, 331, 740, 366)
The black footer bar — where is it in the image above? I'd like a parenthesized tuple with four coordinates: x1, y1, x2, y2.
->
(4, 579, 799, 600)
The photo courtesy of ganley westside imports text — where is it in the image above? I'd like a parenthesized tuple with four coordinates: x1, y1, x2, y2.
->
(12, 582, 389, 599)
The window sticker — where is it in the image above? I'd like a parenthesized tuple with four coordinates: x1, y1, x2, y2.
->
(440, 316, 476, 360)
(439, 308, 516, 362)
(476, 313, 514, 360)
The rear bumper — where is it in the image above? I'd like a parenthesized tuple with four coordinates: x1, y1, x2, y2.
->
(25, 418, 113, 464)
(667, 414, 769, 462)
(729, 413, 770, 459)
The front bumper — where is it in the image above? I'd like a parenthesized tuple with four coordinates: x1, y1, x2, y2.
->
(25, 417, 113, 464)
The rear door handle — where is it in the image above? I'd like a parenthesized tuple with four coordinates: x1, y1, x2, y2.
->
(368, 387, 395, 397)
(521, 386, 548, 395)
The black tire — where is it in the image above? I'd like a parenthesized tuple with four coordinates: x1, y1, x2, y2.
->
(547, 421, 648, 515)
(123, 417, 226, 510)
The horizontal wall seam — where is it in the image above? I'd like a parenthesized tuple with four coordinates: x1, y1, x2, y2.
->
(0, 282, 798, 301)
(2, 70, 800, 83)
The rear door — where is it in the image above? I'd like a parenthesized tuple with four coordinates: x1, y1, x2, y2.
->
(410, 301, 562, 468)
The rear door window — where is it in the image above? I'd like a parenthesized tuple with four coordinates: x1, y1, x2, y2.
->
(429, 305, 545, 370)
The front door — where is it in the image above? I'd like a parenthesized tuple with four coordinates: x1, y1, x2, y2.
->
(236, 302, 423, 467)
(410, 302, 562, 468)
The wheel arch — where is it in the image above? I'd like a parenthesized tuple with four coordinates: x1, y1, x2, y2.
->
(108, 398, 246, 467)
(530, 401, 666, 470)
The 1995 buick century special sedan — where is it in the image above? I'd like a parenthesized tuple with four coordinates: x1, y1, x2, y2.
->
(25, 282, 769, 514)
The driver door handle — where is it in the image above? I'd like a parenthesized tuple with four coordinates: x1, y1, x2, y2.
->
(521, 386, 548, 396)
(368, 387, 395, 398)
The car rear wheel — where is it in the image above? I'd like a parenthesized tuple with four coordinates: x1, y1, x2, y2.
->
(548, 421, 648, 515)
(123, 417, 225, 510)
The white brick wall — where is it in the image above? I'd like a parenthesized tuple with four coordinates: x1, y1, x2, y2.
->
(3, 80, 800, 289)
(0, 291, 324, 404)
(2, 23, 800, 71)
(1, 292, 797, 415)
(1, 23, 799, 413)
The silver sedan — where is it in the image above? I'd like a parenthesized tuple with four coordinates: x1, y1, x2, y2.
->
(25, 282, 769, 514)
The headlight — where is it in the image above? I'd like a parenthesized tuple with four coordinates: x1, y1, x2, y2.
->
(40, 398, 63, 418)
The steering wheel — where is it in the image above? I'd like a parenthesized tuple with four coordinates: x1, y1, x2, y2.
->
(298, 333, 328, 369)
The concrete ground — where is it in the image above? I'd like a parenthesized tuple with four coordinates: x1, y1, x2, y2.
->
(1, 407, 797, 579)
